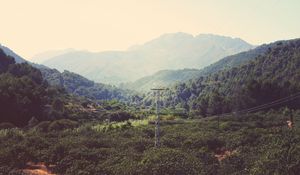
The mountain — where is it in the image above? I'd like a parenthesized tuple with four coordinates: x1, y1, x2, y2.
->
(37, 33, 254, 85)
(152, 38, 300, 116)
(0, 44, 133, 102)
(198, 40, 287, 76)
(0, 44, 27, 63)
(125, 40, 275, 92)
(31, 48, 76, 63)
(0, 44, 50, 70)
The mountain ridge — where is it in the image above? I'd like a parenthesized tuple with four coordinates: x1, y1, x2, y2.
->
(151, 38, 300, 116)
(123, 39, 284, 92)
(36, 33, 254, 84)
(0, 44, 27, 63)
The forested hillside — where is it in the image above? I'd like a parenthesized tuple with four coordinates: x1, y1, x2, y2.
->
(142, 39, 300, 116)
(122, 69, 201, 92)
(0, 44, 27, 63)
(199, 40, 286, 76)
(0, 48, 62, 126)
(41, 68, 134, 101)
(124, 40, 279, 92)
(0, 48, 121, 127)
(0, 44, 133, 102)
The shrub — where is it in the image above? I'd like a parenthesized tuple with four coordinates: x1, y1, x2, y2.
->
(139, 148, 203, 175)
(48, 119, 78, 131)
(0, 122, 15, 129)
(107, 111, 135, 122)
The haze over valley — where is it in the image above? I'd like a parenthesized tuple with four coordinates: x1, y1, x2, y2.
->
(1, 1, 300, 175)
(32, 33, 254, 85)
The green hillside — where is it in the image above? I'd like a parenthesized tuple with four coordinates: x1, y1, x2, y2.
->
(151, 39, 300, 116)
(0, 48, 128, 127)
(122, 69, 201, 92)
(40, 68, 133, 101)
(124, 40, 275, 92)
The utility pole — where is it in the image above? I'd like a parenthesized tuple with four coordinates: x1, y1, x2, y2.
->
(151, 88, 166, 148)
(217, 115, 220, 130)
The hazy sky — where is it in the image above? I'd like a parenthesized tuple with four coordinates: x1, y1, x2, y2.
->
(0, 0, 300, 59)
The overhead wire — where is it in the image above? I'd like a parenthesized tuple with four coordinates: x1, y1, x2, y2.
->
(210, 91, 300, 118)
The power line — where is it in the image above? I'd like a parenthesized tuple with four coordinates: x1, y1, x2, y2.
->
(235, 93, 300, 115)
(215, 92, 300, 118)
(234, 92, 300, 114)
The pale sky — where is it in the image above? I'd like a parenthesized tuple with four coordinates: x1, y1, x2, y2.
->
(0, 0, 300, 59)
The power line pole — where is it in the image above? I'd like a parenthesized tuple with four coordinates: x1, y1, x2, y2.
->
(151, 88, 166, 148)
(217, 115, 220, 131)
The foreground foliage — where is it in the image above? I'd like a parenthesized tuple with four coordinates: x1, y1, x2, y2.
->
(0, 109, 299, 175)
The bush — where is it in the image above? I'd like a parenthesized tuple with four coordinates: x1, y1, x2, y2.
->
(0, 122, 16, 129)
(107, 111, 135, 122)
(0, 144, 33, 169)
(48, 119, 78, 131)
(139, 148, 203, 175)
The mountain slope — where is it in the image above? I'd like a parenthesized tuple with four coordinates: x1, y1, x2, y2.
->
(0, 47, 129, 127)
(122, 69, 202, 92)
(198, 40, 286, 76)
(0, 44, 49, 70)
(40, 68, 133, 101)
(0, 48, 67, 126)
(0, 44, 27, 63)
(125, 40, 275, 92)
(31, 48, 76, 63)
(0, 44, 133, 102)
(38, 33, 254, 84)
(141, 38, 300, 115)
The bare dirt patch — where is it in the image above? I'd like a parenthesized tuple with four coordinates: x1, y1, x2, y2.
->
(22, 162, 56, 175)
(214, 148, 237, 161)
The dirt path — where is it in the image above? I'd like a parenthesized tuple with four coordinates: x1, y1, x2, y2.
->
(22, 162, 56, 175)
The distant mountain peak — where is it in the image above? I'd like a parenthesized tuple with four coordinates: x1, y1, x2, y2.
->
(37, 32, 254, 85)
(158, 32, 194, 39)
(31, 48, 78, 63)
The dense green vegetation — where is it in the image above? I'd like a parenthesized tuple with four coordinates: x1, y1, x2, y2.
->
(0, 49, 131, 127)
(0, 109, 299, 174)
(198, 41, 276, 76)
(140, 39, 300, 117)
(41, 68, 134, 101)
(0, 49, 58, 126)
(122, 69, 202, 92)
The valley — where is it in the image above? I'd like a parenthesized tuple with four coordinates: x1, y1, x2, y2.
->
(0, 37, 300, 174)
(2, 1, 300, 174)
